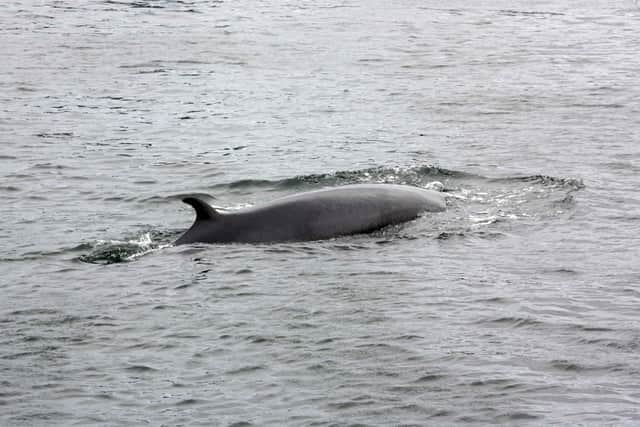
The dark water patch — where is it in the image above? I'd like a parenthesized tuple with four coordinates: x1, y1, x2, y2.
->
(414, 373, 446, 383)
(571, 324, 614, 332)
(576, 337, 631, 350)
(548, 359, 587, 372)
(0, 246, 85, 262)
(395, 334, 423, 341)
(163, 333, 200, 339)
(226, 365, 264, 375)
(0, 185, 20, 192)
(120, 59, 212, 72)
(327, 395, 377, 410)
(1, 345, 62, 360)
(436, 229, 505, 241)
(570, 103, 624, 109)
(90, 392, 116, 401)
(497, 412, 541, 421)
(31, 383, 63, 391)
(436, 231, 466, 240)
(472, 230, 509, 239)
(5, 173, 32, 179)
(137, 68, 166, 74)
(288, 322, 315, 330)
(226, 178, 275, 189)
(7, 411, 72, 423)
(16, 85, 40, 91)
(478, 316, 545, 329)
(246, 335, 275, 344)
(469, 378, 512, 387)
(498, 9, 564, 17)
(429, 409, 453, 418)
(474, 296, 512, 304)
(329, 243, 372, 251)
(549, 359, 627, 373)
(543, 267, 579, 275)
(262, 246, 302, 255)
(67, 175, 90, 180)
(32, 162, 72, 170)
(8, 308, 60, 316)
(133, 179, 158, 185)
(125, 364, 158, 372)
(176, 398, 207, 406)
(603, 161, 640, 173)
(104, 0, 164, 9)
(35, 132, 73, 139)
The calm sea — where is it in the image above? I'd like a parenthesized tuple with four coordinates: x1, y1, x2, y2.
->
(1, 0, 639, 425)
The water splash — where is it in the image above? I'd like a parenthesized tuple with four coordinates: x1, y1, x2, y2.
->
(77, 232, 170, 265)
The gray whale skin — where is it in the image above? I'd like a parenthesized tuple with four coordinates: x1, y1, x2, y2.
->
(175, 184, 446, 245)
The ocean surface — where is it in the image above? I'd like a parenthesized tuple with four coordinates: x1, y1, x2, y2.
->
(2, 0, 639, 425)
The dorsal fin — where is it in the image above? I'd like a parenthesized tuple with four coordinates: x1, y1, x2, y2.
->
(182, 197, 220, 222)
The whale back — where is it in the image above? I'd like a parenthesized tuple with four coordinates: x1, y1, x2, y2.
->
(175, 184, 445, 245)
(236, 184, 444, 242)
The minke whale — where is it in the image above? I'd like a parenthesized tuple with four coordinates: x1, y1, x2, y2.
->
(175, 184, 446, 245)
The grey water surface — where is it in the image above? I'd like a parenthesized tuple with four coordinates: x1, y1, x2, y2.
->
(1, 0, 639, 425)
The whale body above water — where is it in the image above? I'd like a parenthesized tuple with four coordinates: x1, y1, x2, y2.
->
(175, 184, 446, 245)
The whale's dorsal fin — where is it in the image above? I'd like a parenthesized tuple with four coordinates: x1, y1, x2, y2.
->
(182, 197, 220, 222)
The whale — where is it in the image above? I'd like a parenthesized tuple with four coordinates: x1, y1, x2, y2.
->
(175, 183, 446, 245)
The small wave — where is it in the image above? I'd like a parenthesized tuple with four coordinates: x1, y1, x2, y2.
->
(9, 308, 60, 316)
(150, 164, 579, 207)
(207, 165, 473, 191)
(478, 316, 545, 328)
(548, 359, 592, 372)
(226, 365, 264, 375)
(492, 174, 585, 190)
